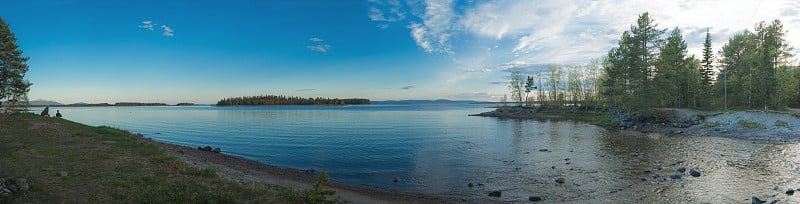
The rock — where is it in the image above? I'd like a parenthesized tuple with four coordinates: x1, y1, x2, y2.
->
(677, 167, 686, 173)
(488, 190, 501, 197)
(529, 196, 543, 202)
(200, 146, 212, 151)
(16, 178, 28, 192)
(539, 149, 549, 152)
(555, 178, 565, 184)
(775, 186, 780, 191)
(670, 160, 685, 166)
(770, 200, 778, 204)
(657, 165, 663, 170)
(752, 196, 765, 204)
(58, 171, 68, 177)
(643, 170, 652, 174)
(786, 188, 795, 195)
(212, 148, 221, 153)
(640, 178, 647, 182)
(669, 174, 682, 180)
(468, 183, 474, 187)
(689, 168, 701, 177)
(393, 177, 399, 182)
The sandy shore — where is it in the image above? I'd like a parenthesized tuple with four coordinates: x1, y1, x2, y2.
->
(139, 137, 492, 204)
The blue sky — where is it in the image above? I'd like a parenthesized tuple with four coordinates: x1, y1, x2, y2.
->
(2, 0, 799, 104)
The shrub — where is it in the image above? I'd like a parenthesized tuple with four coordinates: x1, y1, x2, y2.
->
(775, 120, 790, 128)
(737, 120, 764, 129)
(303, 171, 337, 204)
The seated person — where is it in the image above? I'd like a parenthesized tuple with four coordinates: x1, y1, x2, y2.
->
(56, 110, 62, 118)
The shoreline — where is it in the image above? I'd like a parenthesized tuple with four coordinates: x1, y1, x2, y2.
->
(471, 107, 800, 142)
(135, 135, 485, 204)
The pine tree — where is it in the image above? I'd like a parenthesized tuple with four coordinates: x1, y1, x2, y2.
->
(700, 29, 714, 92)
(0, 17, 32, 108)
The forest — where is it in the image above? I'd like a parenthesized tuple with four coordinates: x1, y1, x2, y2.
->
(507, 12, 800, 114)
(217, 95, 371, 106)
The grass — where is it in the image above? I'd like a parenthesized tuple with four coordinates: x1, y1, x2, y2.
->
(775, 120, 790, 128)
(0, 113, 306, 203)
(737, 120, 765, 129)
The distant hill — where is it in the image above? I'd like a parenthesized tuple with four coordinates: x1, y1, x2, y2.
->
(29, 99, 63, 106)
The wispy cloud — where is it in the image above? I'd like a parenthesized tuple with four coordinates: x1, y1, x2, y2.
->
(307, 45, 331, 53)
(161, 25, 174, 37)
(367, 0, 406, 29)
(139, 20, 173, 37)
(488, 82, 507, 85)
(296, 89, 317, 91)
(401, 85, 416, 90)
(307, 37, 331, 53)
(139, 21, 154, 30)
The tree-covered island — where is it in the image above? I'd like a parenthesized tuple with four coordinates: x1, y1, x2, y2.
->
(217, 95, 371, 106)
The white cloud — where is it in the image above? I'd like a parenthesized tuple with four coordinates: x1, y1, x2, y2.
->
(307, 45, 331, 53)
(161, 25, 174, 37)
(401, 85, 416, 90)
(367, 0, 406, 29)
(139, 21, 154, 30)
(309, 37, 324, 42)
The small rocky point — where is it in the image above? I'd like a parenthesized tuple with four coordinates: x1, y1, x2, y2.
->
(197, 145, 222, 153)
(0, 177, 30, 198)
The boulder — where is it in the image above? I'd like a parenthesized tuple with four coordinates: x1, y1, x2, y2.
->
(199, 146, 212, 151)
(752, 196, 765, 204)
(392, 177, 399, 183)
(669, 174, 682, 180)
(677, 167, 686, 173)
(555, 178, 565, 184)
(689, 168, 701, 177)
(488, 190, 501, 197)
(212, 148, 221, 153)
(787, 188, 795, 195)
(529, 196, 543, 201)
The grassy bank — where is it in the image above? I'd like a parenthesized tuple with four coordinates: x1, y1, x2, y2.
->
(0, 113, 306, 203)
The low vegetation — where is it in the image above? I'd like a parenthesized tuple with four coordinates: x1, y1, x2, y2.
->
(0, 113, 307, 203)
(737, 120, 765, 129)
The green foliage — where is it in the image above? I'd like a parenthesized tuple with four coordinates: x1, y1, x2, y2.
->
(303, 171, 337, 204)
(601, 12, 667, 113)
(183, 167, 218, 178)
(775, 120, 789, 128)
(217, 95, 371, 106)
(737, 120, 765, 129)
(0, 17, 32, 109)
(701, 121, 721, 128)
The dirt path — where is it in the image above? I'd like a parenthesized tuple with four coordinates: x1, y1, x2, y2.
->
(146, 140, 477, 204)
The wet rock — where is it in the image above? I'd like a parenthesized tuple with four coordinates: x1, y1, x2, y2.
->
(555, 178, 565, 184)
(488, 190, 501, 197)
(752, 196, 765, 203)
(468, 183, 474, 187)
(393, 177, 400, 182)
(786, 188, 795, 195)
(212, 148, 221, 153)
(677, 167, 686, 173)
(529, 196, 543, 202)
(199, 146, 212, 151)
(669, 174, 682, 180)
(689, 168, 701, 177)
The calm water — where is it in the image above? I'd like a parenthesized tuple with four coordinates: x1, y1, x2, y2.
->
(32, 104, 800, 202)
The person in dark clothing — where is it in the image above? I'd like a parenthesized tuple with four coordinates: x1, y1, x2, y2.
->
(41, 106, 50, 117)
(56, 110, 62, 118)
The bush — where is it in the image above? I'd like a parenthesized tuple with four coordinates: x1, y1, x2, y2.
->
(737, 120, 765, 129)
(303, 171, 337, 204)
(775, 120, 790, 128)
(701, 121, 720, 128)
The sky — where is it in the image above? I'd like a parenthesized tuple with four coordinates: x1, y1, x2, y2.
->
(2, 0, 799, 104)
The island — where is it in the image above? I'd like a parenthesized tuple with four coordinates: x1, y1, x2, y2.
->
(216, 95, 371, 106)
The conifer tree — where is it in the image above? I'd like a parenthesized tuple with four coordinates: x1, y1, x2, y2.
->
(0, 17, 32, 107)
